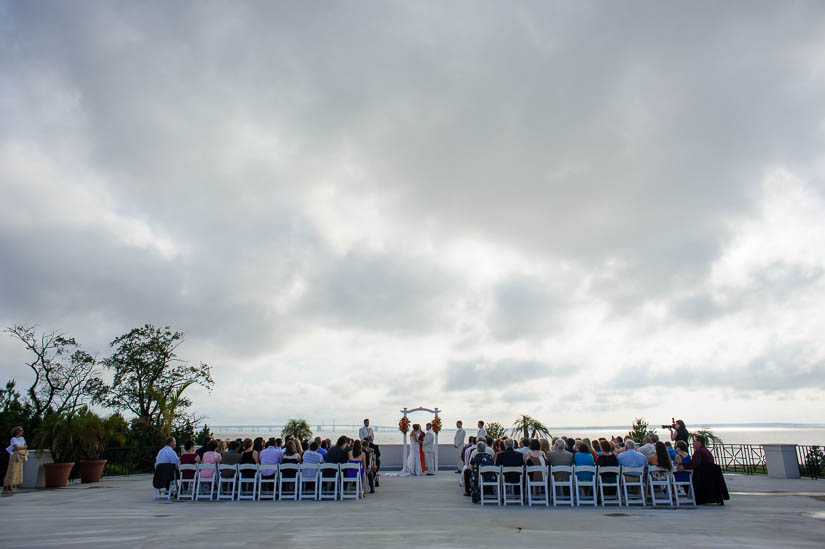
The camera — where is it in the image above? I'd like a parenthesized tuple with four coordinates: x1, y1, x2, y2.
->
(661, 417, 676, 430)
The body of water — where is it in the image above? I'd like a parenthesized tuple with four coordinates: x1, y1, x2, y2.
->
(212, 425, 825, 446)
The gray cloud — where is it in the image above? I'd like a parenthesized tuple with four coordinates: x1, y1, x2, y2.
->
(444, 358, 573, 391)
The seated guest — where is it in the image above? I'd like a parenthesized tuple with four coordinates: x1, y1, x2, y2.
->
(239, 438, 259, 478)
(524, 439, 546, 466)
(200, 440, 222, 478)
(673, 440, 692, 482)
(495, 439, 524, 482)
(314, 437, 327, 458)
(220, 440, 242, 478)
(153, 437, 178, 493)
(517, 438, 530, 455)
(323, 435, 349, 478)
(259, 438, 281, 478)
(665, 441, 678, 461)
(195, 438, 211, 461)
(638, 435, 656, 458)
(281, 440, 302, 478)
(647, 441, 673, 480)
(253, 437, 265, 455)
(461, 437, 478, 495)
(469, 441, 495, 504)
(596, 440, 619, 490)
(573, 442, 595, 482)
(302, 440, 325, 491)
(677, 435, 729, 504)
(582, 438, 598, 462)
(539, 439, 551, 454)
(566, 437, 577, 454)
(616, 439, 647, 474)
(547, 438, 575, 481)
(179, 440, 200, 480)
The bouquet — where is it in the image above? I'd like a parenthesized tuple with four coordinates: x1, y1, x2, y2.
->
(431, 416, 442, 434)
(399, 416, 410, 434)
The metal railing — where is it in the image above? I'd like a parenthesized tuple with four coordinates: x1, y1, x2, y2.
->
(101, 447, 157, 477)
(796, 445, 824, 479)
(704, 443, 767, 475)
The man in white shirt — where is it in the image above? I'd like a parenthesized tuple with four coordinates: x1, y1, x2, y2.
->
(154, 437, 179, 466)
(516, 438, 530, 455)
(638, 435, 656, 458)
(453, 420, 466, 473)
(477, 420, 486, 440)
(359, 419, 374, 442)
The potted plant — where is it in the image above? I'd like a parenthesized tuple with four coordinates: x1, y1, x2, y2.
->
(74, 408, 108, 483)
(33, 412, 78, 487)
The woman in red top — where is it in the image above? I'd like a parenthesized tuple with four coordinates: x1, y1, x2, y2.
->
(179, 440, 200, 479)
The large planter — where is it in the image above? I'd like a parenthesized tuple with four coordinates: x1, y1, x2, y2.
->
(43, 462, 75, 487)
(78, 460, 108, 483)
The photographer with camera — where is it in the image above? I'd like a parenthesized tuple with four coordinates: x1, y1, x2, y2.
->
(662, 418, 689, 444)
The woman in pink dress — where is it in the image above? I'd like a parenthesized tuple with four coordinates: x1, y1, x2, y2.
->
(199, 440, 222, 478)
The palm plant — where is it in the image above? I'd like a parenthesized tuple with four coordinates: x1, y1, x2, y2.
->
(33, 407, 107, 462)
(281, 418, 313, 441)
(148, 380, 197, 438)
(689, 427, 723, 448)
(511, 414, 551, 439)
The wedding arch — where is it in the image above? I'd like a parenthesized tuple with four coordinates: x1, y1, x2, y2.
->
(400, 406, 442, 472)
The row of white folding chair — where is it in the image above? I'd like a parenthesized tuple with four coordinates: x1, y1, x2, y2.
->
(174, 463, 363, 501)
(475, 465, 695, 507)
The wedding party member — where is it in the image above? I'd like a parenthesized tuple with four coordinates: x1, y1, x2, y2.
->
(359, 419, 374, 442)
(404, 424, 425, 475)
(3, 426, 28, 494)
(179, 440, 200, 480)
(476, 420, 486, 439)
(422, 423, 435, 475)
(454, 420, 466, 473)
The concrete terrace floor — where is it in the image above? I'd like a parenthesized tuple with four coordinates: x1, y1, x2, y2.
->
(2, 472, 825, 548)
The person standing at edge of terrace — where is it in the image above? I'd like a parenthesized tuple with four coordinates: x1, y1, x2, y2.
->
(3, 426, 27, 494)
(454, 420, 466, 473)
(359, 419, 381, 480)
(476, 420, 486, 439)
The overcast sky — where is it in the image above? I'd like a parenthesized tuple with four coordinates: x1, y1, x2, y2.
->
(2, 1, 825, 429)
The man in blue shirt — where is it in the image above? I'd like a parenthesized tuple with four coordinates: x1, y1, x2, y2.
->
(617, 439, 647, 479)
(155, 437, 179, 466)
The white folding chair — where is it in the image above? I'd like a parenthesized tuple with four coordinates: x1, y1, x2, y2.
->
(195, 463, 217, 501)
(525, 465, 549, 506)
(501, 466, 524, 506)
(478, 465, 501, 506)
(340, 463, 361, 500)
(318, 464, 340, 501)
(597, 466, 622, 506)
(621, 466, 646, 506)
(153, 466, 177, 500)
(299, 463, 320, 501)
(258, 465, 278, 501)
(648, 466, 673, 507)
(237, 464, 259, 501)
(550, 465, 574, 506)
(176, 464, 197, 501)
(278, 463, 300, 501)
(672, 469, 696, 507)
(574, 465, 597, 506)
(217, 464, 239, 501)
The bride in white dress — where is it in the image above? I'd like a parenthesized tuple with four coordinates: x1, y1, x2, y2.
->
(404, 424, 424, 475)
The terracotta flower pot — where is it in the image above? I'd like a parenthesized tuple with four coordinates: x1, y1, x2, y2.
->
(79, 460, 108, 483)
(44, 462, 75, 487)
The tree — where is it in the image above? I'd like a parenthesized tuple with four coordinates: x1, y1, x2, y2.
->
(511, 414, 552, 439)
(148, 380, 198, 438)
(90, 324, 213, 429)
(195, 424, 213, 446)
(689, 427, 722, 448)
(628, 417, 657, 444)
(281, 419, 312, 441)
(5, 325, 98, 421)
(485, 422, 506, 440)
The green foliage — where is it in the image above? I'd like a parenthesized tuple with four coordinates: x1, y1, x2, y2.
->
(195, 424, 213, 446)
(804, 446, 825, 476)
(172, 417, 196, 444)
(127, 417, 164, 449)
(511, 414, 551, 439)
(281, 419, 313, 441)
(628, 417, 657, 444)
(32, 407, 107, 462)
(0, 380, 33, 440)
(90, 324, 213, 429)
(689, 427, 723, 447)
(102, 413, 129, 449)
(485, 422, 506, 440)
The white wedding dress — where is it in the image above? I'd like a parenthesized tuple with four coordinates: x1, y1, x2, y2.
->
(404, 433, 423, 475)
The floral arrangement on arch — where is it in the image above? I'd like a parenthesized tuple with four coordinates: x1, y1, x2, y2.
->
(399, 416, 410, 434)
(431, 416, 442, 433)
